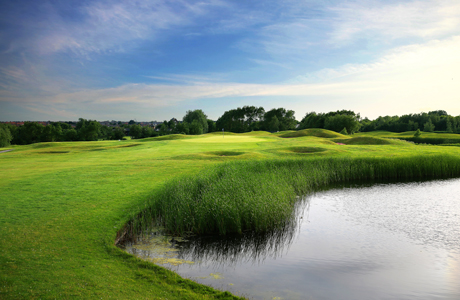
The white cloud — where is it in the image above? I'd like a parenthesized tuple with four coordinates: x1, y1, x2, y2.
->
(243, 0, 460, 59)
(31, 0, 226, 55)
(328, 0, 460, 45)
(30, 35, 458, 119)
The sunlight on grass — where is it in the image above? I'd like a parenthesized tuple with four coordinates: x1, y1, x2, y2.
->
(1, 130, 460, 299)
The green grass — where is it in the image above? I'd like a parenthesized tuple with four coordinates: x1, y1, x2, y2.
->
(332, 136, 405, 145)
(2, 130, 460, 299)
(280, 128, 346, 138)
(355, 130, 460, 144)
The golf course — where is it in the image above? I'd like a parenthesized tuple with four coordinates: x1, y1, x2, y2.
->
(2, 130, 460, 299)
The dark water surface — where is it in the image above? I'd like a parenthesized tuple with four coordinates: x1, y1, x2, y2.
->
(125, 178, 460, 300)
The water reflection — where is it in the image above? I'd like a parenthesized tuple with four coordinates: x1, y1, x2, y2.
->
(126, 198, 310, 267)
(124, 178, 460, 300)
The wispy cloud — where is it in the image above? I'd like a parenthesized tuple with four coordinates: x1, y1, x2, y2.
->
(26, 34, 457, 119)
(243, 0, 460, 60)
(4, 0, 226, 56)
(328, 0, 460, 45)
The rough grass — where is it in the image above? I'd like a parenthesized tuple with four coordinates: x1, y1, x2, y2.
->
(356, 131, 460, 144)
(2, 131, 460, 299)
(280, 128, 346, 138)
(332, 136, 401, 145)
(130, 154, 460, 237)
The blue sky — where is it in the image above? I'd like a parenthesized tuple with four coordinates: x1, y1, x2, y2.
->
(1, 0, 459, 121)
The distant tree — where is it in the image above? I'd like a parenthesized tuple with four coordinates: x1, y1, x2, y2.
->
(159, 123, 169, 135)
(413, 129, 421, 137)
(0, 124, 13, 147)
(76, 119, 101, 141)
(423, 119, 435, 132)
(64, 129, 78, 141)
(298, 112, 326, 129)
(207, 119, 216, 133)
(216, 106, 265, 133)
(130, 124, 142, 139)
(189, 120, 204, 135)
(99, 126, 113, 140)
(128, 120, 136, 125)
(324, 114, 361, 134)
(112, 127, 125, 140)
(453, 118, 459, 133)
(141, 126, 152, 138)
(269, 116, 280, 132)
(183, 110, 208, 134)
(176, 122, 190, 134)
(263, 108, 296, 131)
(446, 119, 453, 133)
(13, 122, 44, 145)
(340, 127, 348, 135)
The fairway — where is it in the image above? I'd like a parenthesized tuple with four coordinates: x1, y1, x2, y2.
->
(183, 135, 268, 143)
(2, 131, 460, 299)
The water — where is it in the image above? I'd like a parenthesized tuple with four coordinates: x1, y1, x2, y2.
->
(124, 178, 460, 299)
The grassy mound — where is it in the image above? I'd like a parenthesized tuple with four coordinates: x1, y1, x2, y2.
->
(206, 131, 238, 136)
(287, 147, 327, 154)
(333, 136, 398, 145)
(280, 128, 346, 139)
(206, 151, 246, 156)
(239, 131, 273, 136)
(139, 134, 192, 141)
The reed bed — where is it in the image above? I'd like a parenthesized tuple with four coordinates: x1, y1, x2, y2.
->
(126, 154, 460, 238)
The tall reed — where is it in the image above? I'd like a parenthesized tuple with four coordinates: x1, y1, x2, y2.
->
(126, 154, 460, 239)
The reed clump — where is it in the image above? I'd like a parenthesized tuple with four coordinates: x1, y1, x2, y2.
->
(129, 155, 460, 238)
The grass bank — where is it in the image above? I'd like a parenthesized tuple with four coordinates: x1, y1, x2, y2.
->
(129, 155, 460, 237)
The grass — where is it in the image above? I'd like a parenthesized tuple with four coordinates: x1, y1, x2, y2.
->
(332, 136, 404, 145)
(355, 130, 460, 144)
(280, 128, 346, 138)
(1, 130, 460, 299)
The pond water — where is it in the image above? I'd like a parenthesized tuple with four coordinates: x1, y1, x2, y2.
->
(124, 178, 460, 299)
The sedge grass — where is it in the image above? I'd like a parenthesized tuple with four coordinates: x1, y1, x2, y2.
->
(129, 154, 460, 237)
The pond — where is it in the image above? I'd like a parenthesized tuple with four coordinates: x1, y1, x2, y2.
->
(124, 178, 460, 299)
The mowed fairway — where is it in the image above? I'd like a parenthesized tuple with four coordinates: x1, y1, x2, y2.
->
(1, 131, 460, 299)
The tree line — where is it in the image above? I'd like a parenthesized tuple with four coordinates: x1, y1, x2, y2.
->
(1, 107, 459, 147)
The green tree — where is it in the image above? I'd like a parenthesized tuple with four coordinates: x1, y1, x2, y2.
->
(263, 108, 296, 131)
(14, 122, 44, 144)
(269, 116, 280, 132)
(340, 127, 348, 135)
(76, 118, 101, 141)
(159, 123, 169, 135)
(207, 119, 216, 133)
(141, 126, 153, 138)
(130, 124, 142, 139)
(112, 127, 125, 140)
(183, 110, 208, 134)
(42, 124, 62, 142)
(423, 119, 435, 132)
(176, 122, 189, 134)
(64, 129, 78, 141)
(446, 119, 453, 133)
(413, 128, 422, 137)
(189, 119, 204, 135)
(0, 124, 13, 147)
(216, 106, 265, 133)
(324, 114, 361, 134)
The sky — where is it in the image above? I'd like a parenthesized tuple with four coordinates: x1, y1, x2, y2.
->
(1, 0, 459, 122)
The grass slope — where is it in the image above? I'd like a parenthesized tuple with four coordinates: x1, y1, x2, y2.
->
(1, 132, 460, 299)
(332, 136, 404, 145)
(280, 128, 346, 138)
